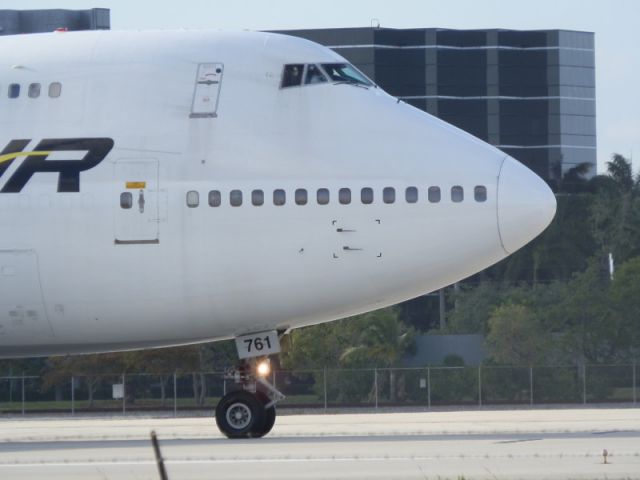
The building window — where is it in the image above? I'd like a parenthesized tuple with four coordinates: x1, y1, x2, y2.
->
(48, 82, 62, 98)
(230, 189, 243, 207)
(120, 192, 132, 209)
(339, 188, 351, 205)
(281, 64, 304, 88)
(28, 83, 41, 98)
(361, 187, 373, 204)
(273, 189, 286, 206)
(428, 186, 441, 203)
(474, 185, 487, 202)
(252, 189, 264, 206)
(186, 190, 199, 208)
(208, 190, 221, 207)
(317, 188, 330, 205)
(405, 186, 418, 203)
(295, 188, 308, 205)
(8, 84, 20, 98)
(451, 186, 464, 203)
(383, 187, 395, 204)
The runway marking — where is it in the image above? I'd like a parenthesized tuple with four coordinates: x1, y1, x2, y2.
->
(2, 452, 639, 468)
(495, 438, 542, 444)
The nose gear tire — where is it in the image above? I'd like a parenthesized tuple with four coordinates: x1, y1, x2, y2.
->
(215, 390, 266, 439)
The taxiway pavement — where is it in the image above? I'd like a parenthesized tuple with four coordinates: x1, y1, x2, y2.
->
(1, 408, 639, 479)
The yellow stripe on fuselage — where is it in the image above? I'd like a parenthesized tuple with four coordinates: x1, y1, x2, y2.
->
(0, 151, 53, 165)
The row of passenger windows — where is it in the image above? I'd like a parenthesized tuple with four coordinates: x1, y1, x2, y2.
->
(178, 186, 487, 208)
(4, 82, 62, 99)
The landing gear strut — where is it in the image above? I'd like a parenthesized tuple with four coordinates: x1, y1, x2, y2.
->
(215, 357, 284, 439)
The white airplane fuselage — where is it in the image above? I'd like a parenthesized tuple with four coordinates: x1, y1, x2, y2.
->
(0, 30, 556, 358)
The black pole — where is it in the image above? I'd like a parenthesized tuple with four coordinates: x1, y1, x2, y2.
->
(151, 430, 168, 480)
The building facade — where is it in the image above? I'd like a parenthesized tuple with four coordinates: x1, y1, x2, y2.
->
(279, 28, 596, 187)
(0, 8, 110, 36)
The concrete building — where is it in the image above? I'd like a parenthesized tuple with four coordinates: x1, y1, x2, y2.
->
(279, 27, 597, 187)
(0, 8, 110, 36)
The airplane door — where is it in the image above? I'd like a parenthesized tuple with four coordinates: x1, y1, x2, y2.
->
(190, 63, 223, 118)
(0, 250, 54, 340)
(114, 160, 160, 244)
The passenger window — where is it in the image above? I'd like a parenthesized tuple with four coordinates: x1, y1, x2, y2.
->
(361, 187, 373, 204)
(208, 190, 221, 207)
(406, 186, 418, 203)
(339, 188, 351, 205)
(8, 84, 20, 98)
(230, 190, 243, 207)
(48, 82, 62, 98)
(252, 189, 264, 206)
(120, 192, 133, 209)
(383, 187, 395, 204)
(186, 190, 199, 208)
(281, 64, 304, 88)
(428, 186, 441, 203)
(451, 186, 464, 203)
(305, 64, 327, 85)
(273, 189, 286, 206)
(295, 188, 308, 205)
(474, 186, 487, 202)
(28, 83, 41, 98)
(317, 188, 330, 205)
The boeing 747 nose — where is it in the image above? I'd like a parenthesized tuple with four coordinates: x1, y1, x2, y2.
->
(497, 156, 557, 254)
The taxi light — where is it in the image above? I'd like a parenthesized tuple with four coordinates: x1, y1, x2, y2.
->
(256, 360, 270, 377)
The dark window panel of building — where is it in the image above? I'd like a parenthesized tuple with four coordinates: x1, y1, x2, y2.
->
(438, 50, 487, 67)
(0, 8, 110, 35)
(498, 30, 548, 48)
(436, 29, 487, 47)
(375, 28, 426, 46)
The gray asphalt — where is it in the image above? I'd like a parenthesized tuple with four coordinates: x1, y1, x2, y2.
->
(1, 409, 639, 479)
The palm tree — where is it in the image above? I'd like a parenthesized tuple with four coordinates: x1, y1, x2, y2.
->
(340, 309, 415, 401)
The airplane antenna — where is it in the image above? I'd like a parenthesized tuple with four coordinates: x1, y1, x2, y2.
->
(371, 18, 381, 29)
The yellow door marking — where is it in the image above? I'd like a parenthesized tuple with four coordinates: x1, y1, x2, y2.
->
(126, 181, 147, 189)
(0, 151, 53, 165)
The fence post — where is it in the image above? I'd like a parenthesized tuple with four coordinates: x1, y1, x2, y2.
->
(529, 366, 534, 406)
(374, 368, 378, 410)
(633, 362, 637, 405)
(21, 373, 25, 416)
(173, 372, 178, 418)
(583, 364, 588, 405)
(427, 367, 431, 409)
(71, 376, 75, 416)
(122, 374, 126, 415)
(323, 368, 327, 411)
(478, 366, 482, 407)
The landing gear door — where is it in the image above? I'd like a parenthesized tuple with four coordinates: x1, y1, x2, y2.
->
(114, 160, 159, 245)
(190, 63, 223, 118)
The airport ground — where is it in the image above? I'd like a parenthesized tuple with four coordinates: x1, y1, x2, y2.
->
(1, 406, 639, 479)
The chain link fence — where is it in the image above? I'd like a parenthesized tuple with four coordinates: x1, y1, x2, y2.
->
(0, 364, 637, 415)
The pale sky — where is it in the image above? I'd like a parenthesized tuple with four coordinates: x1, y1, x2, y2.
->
(5, 0, 640, 175)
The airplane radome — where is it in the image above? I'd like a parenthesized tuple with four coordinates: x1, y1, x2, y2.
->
(0, 29, 556, 437)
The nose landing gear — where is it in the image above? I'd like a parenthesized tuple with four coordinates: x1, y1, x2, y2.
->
(215, 357, 284, 439)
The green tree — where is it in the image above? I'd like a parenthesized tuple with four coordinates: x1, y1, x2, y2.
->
(485, 303, 551, 365)
(42, 353, 126, 407)
(608, 257, 640, 360)
(591, 154, 640, 264)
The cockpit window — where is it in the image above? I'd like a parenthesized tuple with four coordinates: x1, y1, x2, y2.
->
(305, 64, 328, 85)
(281, 64, 304, 88)
(321, 63, 373, 87)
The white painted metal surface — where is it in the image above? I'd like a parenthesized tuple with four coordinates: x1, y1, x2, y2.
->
(0, 30, 556, 357)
